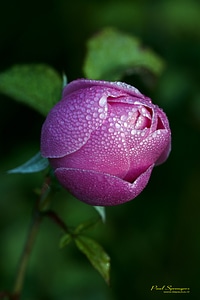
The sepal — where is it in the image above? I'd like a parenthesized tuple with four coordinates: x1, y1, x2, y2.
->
(8, 152, 49, 174)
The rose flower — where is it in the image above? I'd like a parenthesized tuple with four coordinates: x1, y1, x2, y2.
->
(41, 79, 171, 206)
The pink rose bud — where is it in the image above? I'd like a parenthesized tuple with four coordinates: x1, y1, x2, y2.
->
(41, 79, 171, 206)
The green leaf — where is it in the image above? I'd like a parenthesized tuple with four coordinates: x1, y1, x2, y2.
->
(74, 218, 100, 235)
(0, 64, 62, 115)
(62, 72, 68, 88)
(83, 27, 165, 81)
(7, 151, 49, 174)
(75, 235, 110, 284)
(93, 206, 106, 223)
(59, 233, 72, 248)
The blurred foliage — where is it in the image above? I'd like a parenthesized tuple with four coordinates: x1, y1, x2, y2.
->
(1, 0, 200, 299)
(74, 235, 110, 285)
(0, 64, 62, 116)
(83, 27, 164, 80)
(59, 217, 110, 284)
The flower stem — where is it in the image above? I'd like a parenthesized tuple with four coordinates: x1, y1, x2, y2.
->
(12, 212, 42, 300)
(1, 176, 69, 300)
(43, 210, 69, 233)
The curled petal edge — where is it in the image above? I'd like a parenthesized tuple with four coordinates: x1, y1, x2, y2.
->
(62, 78, 147, 100)
(54, 164, 154, 206)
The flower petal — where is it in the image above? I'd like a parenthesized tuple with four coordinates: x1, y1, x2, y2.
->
(62, 78, 146, 100)
(41, 86, 110, 158)
(54, 165, 154, 206)
(49, 109, 130, 179)
(124, 129, 170, 182)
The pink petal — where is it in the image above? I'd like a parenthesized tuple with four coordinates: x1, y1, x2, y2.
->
(155, 136, 171, 165)
(107, 102, 151, 150)
(49, 108, 130, 179)
(55, 164, 154, 206)
(62, 79, 147, 101)
(41, 86, 110, 158)
(124, 129, 170, 182)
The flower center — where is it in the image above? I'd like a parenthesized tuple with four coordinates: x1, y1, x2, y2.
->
(124, 105, 152, 130)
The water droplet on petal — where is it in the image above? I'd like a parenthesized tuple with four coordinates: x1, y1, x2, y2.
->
(99, 113, 105, 119)
(131, 129, 137, 135)
(152, 132, 157, 138)
(86, 115, 91, 121)
(108, 127, 114, 133)
(121, 115, 127, 121)
(93, 112, 98, 118)
(115, 123, 121, 129)
(99, 96, 107, 107)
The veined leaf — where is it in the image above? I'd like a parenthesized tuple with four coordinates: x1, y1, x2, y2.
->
(83, 27, 165, 81)
(0, 64, 62, 116)
(75, 235, 110, 284)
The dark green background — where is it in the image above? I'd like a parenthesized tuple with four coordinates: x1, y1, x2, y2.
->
(1, 0, 200, 299)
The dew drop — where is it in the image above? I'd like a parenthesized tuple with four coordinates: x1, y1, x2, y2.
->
(157, 129, 161, 135)
(132, 107, 137, 113)
(86, 115, 91, 121)
(115, 123, 121, 129)
(98, 108, 103, 113)
(99, 113, 105, 119)
(103, 132, 108, 138)
(99, 96, 107, 107)
(93, 112, 98, 118)
(131, 129, 137, 135)
(152, 132, 157, 138)
(141, 107, 147, 114)
(120, 115, 127, 121)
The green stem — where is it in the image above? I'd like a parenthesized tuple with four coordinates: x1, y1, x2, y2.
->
(43, 210, 69, 233)
(12, 212, 42, 300)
